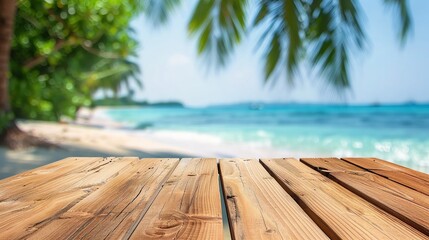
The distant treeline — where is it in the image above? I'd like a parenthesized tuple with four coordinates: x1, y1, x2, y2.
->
(93, 97, 184, 108)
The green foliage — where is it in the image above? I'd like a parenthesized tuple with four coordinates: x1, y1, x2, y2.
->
(383, 0, 412, 45)
(188, 0, 413, 89)
(10, 0, 142, 121)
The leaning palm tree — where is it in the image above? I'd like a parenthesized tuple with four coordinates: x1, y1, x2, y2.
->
(84, 58, 142, 97)
(0, 0, 142, 148)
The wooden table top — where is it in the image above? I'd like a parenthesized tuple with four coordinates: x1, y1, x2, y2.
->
(0, 157, 428, 239)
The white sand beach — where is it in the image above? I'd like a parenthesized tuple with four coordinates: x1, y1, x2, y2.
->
(0, 109, 297, 180)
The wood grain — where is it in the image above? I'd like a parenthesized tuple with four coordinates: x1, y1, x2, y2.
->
(0, 157, 103, 200)
(342, 157, 429, 195)
(0, 157, 134, 239)
(130, 158, 223, 240)
(302, 157, 429, 235)
(261, 158, 429, 240)
(25, 158, 179, 240)
(219, 158, 328, 240)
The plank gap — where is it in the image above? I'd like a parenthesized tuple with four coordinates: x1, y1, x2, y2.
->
(259, 159, 341, 240)
(341, 158, 429, 196)
(301, 158, 429, 236)
(129, 158, 223, 239)
(217, 162, 233, 240)
(123, 158, 181, 239)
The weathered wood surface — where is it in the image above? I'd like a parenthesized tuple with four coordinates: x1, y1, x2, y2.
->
(27, 158, 179, 239)
(130, 158, 223, 239)
(219, 158, 328, 240)
(0, 157, 132, 239)
(342, 157, 429, 195)
(301, 157, 429, 235)
(261, 158, 428, 239)
(0, 157, 104, 200)
(0, 157, 428, 239)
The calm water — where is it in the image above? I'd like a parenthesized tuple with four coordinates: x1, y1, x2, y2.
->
(105, 104, 429, 172)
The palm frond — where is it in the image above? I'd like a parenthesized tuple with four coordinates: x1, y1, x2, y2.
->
(383, 0, 412, 45)
(188, 0, 248, 67)
(307, 0, 366, 89)
(186, 0, 412, 90)
(254, 0, 304, 83)
(142, 0, 182, 25)
(253, 0, 366, 89)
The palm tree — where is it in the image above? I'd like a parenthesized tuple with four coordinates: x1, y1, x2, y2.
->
(83, 58, 142, 97)
(0, 0, 142, 148)
(1, 0, 55, 148)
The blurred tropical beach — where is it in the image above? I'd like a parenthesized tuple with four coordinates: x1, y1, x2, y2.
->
(1, 0, 429, 180)
(2, 102, 428, 179)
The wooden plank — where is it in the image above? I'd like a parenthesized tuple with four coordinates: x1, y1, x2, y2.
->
(0, 157, 103, 200)
(130, 158, 223, 240)
(25, 158, 179, 240)
(302, 157, 429, 235)
(0, 157, 106, 217)
(261, 158, 428, 240)
(0, 157, 134, 239)
(342, 157, 429, 195)
(219, 158, 328, 239)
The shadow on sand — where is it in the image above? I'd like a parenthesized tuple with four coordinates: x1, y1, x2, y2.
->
(0, 144, 197, 180)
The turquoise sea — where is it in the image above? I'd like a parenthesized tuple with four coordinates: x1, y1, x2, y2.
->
(105, 103, 429, 172)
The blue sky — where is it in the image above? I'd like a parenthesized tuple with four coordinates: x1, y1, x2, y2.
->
(130, 1, 429, 107)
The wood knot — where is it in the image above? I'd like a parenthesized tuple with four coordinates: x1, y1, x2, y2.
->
(165, 181, 175, 185)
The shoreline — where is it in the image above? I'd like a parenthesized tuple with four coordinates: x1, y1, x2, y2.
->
(74, 106, 307, 158)
(0, 117, 302, 180)
(0, 120, 197, 179)
(2, 106, 428, 179)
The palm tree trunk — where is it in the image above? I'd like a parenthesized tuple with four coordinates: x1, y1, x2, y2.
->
(0, 0, 16, 114)
(0, 0, 56, 149)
